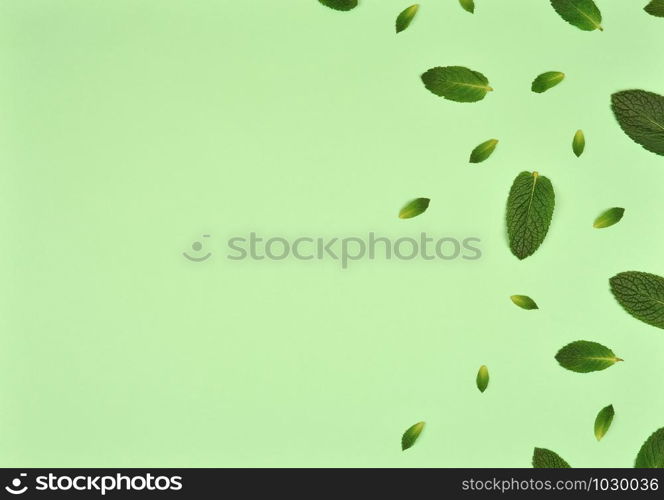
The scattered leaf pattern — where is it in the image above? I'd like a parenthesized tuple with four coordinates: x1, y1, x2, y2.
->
(511, 295, 538, 310)
(396, 4, 419, 33)
(573, 129, 585, 157)
(531, 71, 565, 93)
(593, 207, 624, 228)
(550, 0, 603, 31)
(555, 340, 622, 373)
(398, 198, 430, 219)
(402, 421, 425, 451)
(594, 404, 615, 441)
(476, 365, 489, 393)
(421, 66, 493, 103)
(469, 139, 499, 163)
(459, 0, 474, 13)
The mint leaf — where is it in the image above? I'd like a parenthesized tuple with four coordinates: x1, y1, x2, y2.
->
(532, 448, 571, 468)
(402, 421, 425, 451)
(319, 0, 358, 11)
(550, 0, 603, 31)
(511, 295, 539, 310)
(573, 129, 585, 157)
(610, 271, 664, 330)
(506, 171, 555, 260)
(636, 427, 664, 467)
(645, 0, 664, 17)
(531, 71, 565, 93)
(593, 207, 624, 228)
(399, 198, 430, 219)
(555, 340, 622, 373)
(611, 90, 664, 156)
(421, 66, 493, 103)
(459, 0, 475, 13)
(396, 4, 419, 33)
(469, 139, 498, 163)
(594, 404, 615, 441)
(476, 365, 489, 393)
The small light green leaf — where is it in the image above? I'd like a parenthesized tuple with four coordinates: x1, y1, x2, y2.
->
(398, 198, 430, 219)
(550, 0, 603, 31)
(401, 421, 425, 451)
(469, 139, 498, 163)
(593, 207, 624, 228)
(611, 90, 664, 156)
(421, 66, 492, 103)
(610, 271, 664, 330)
(532, 448, 571, 468)
(645, 0, 664, 17)
(635, 427, 664, 467)
(506, 171, 555, 260)
(511, 295, 538, 310)
(594, 404, 615, 441)
(476, 365, 489, 393)
(319, 0, 358, 11)
(531, 71, 565, 93)
(396, 4, 419, 33)
(459, 0, 475, 13)
(573, 129, 585, 157)
(555, 340, 623, 373)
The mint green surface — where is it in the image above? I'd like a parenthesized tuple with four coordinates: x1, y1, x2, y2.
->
(1, 0, 664, 468)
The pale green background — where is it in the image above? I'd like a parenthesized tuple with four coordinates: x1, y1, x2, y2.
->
(1, 0, 663, 468)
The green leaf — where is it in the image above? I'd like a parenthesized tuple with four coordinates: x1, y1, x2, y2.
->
(476, 365, 489, 393)
(555, 340, 622, 373)
(593, 207, 624, 228)
(401, 421, 425, 451)
(645, 0, 664, 17)
(635, 427, 664, 467)
(396, 4, 419, 33)
(532, 448, 571, 468)
(610, 271, 664, 330)
(469, 139, 498, 163)
(594, 404, 615, 441)
(611, 90, 664, 156)
(421, 66, 493, 103)
(573, 129, 585, 157)
(550, 0, 603, 31)
(459, 0, 475, 13)
(511, 295, 538, 310)
(398, 198, 430, 219)
(531, 71, 565, 93)
(318, 0, 358, 11)
(506, 171, 555, 260)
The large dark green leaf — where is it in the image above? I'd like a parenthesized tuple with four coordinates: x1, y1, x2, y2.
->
(506, 171, 555, 260)
(532, 448, 571, 468)
(645, 0, 664, 17)
(611, 90, 664, 156)
(636, 428, 664, 467)
(319, 0, 358, 11)
(610, 271, 664, 329)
